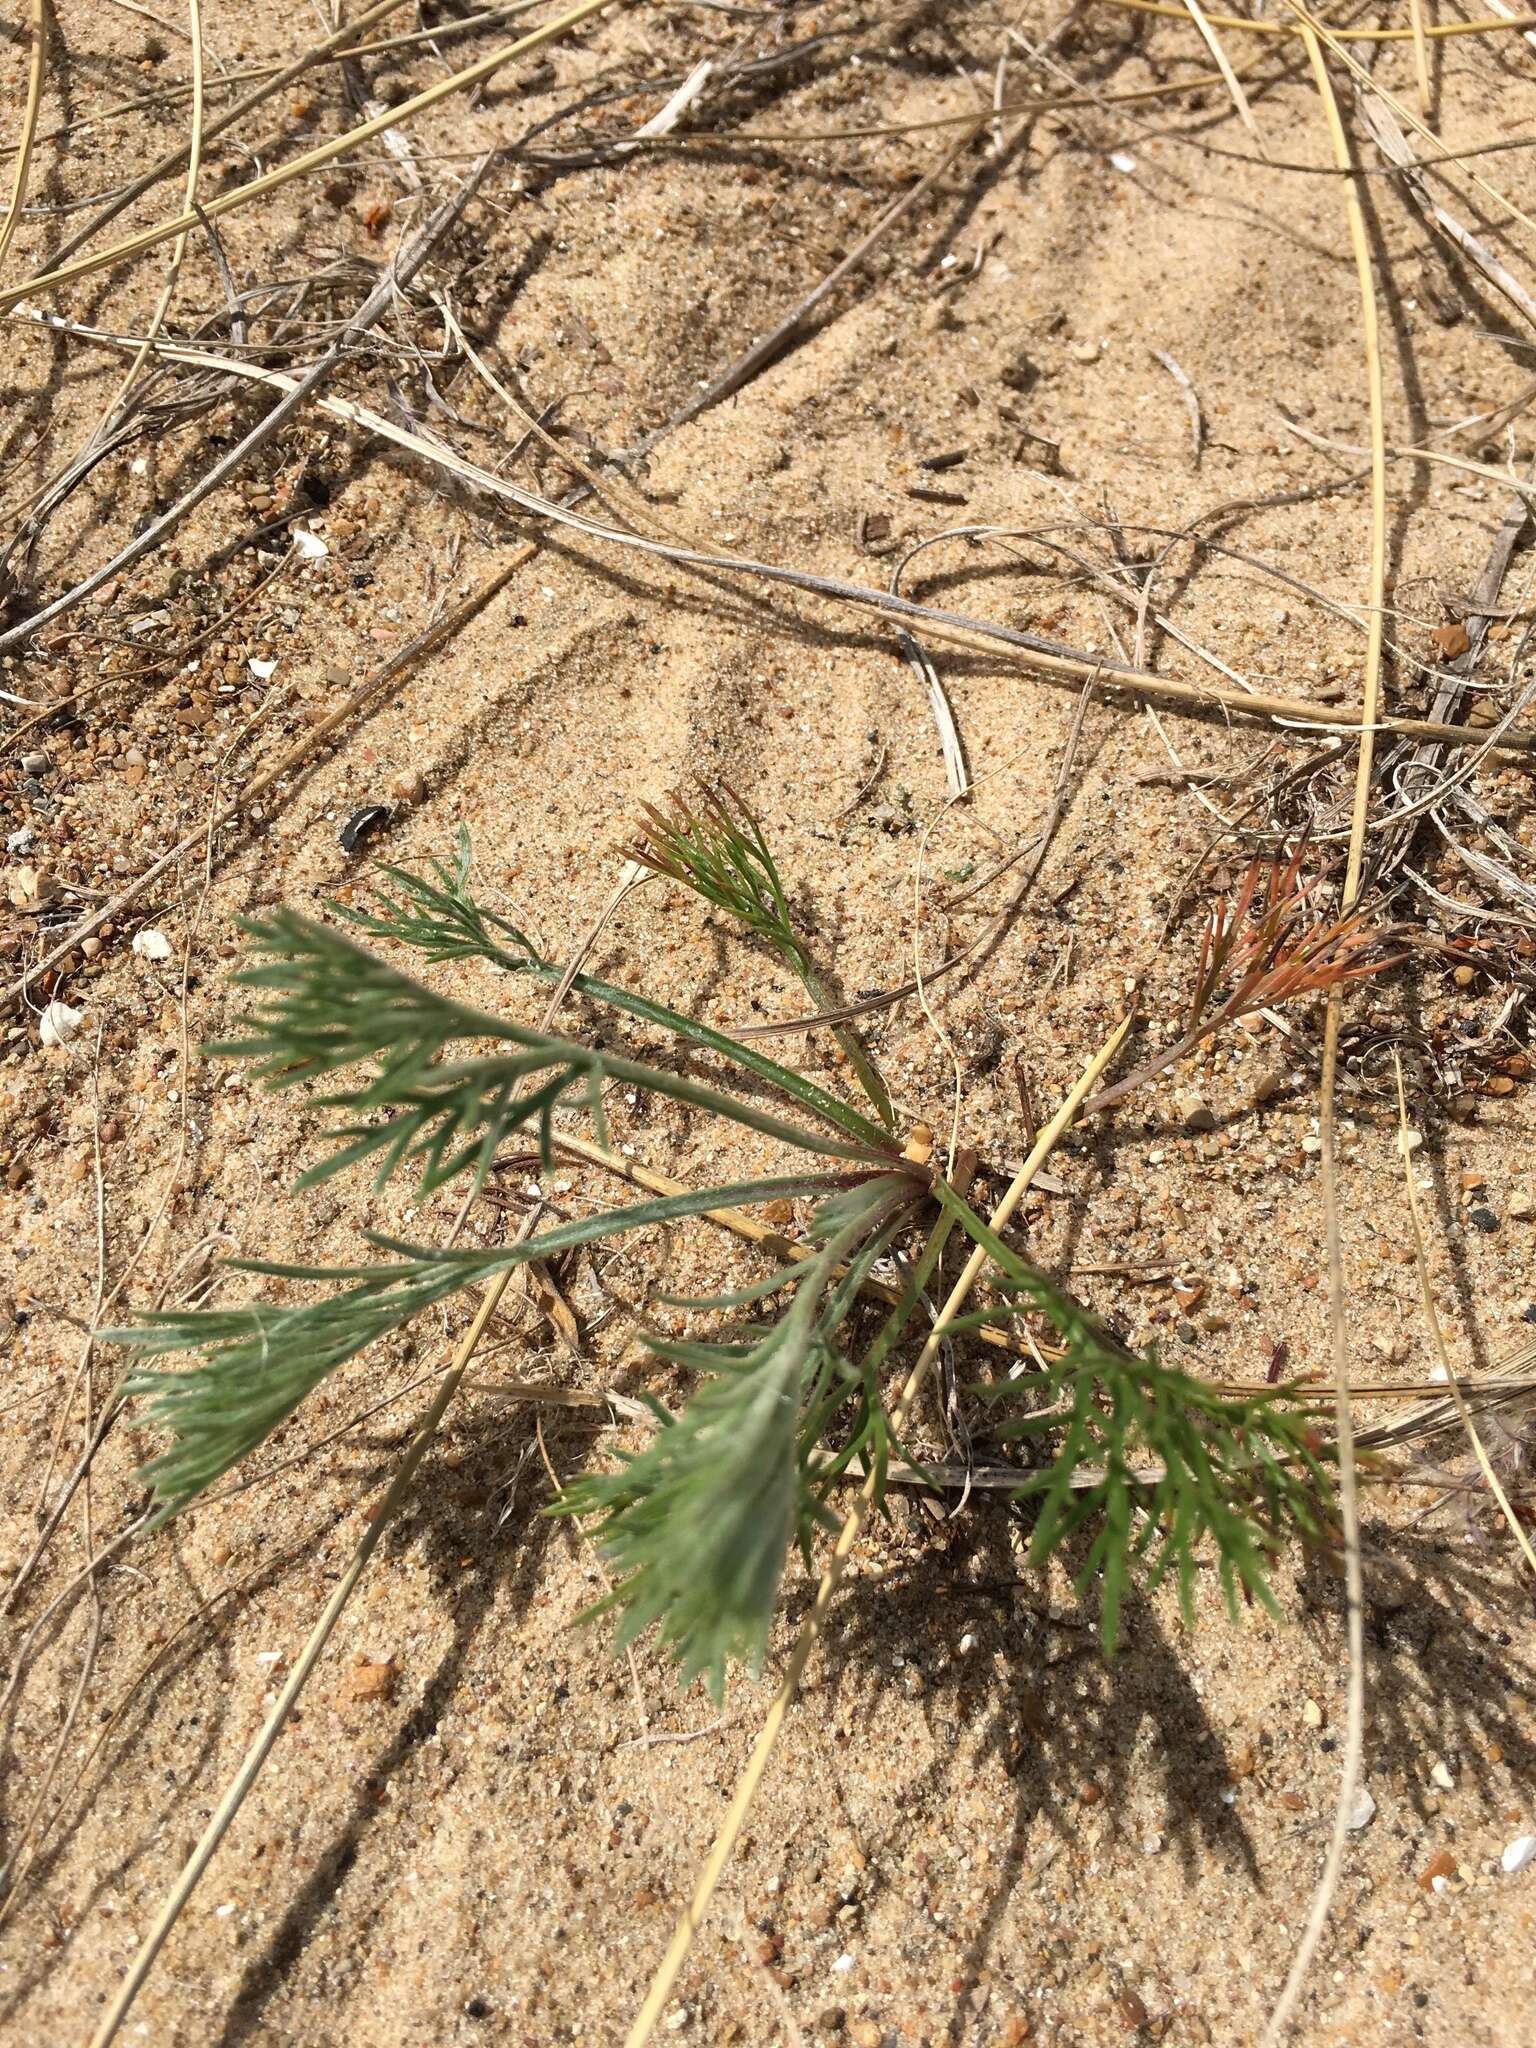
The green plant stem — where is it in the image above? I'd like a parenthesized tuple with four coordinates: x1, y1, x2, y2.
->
(794, 959, 895, 1132)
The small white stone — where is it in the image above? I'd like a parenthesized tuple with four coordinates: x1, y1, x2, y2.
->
(1429, 1761, 1455, 1792)
(1142, 1833, 1164, 1856)
(1346, 1787, 1377, 1831)
(248, 656, 278, 681)
(1302, 1698, 1324, 1729)
(131, 927, 173, 961)
(39, 1000, 83, 1047)
(1502, 1834, 1536, 1874)
(292, 526, 329, 560)
(662, 2009, 690, 2033)
(832, 1953, 855, 1975)
(1109, 150, 1137, 173)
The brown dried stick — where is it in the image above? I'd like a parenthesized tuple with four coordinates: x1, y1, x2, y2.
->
(1262, 20, 1380, 2045)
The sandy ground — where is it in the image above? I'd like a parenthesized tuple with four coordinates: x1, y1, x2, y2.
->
(3, 2, 1536, 2043)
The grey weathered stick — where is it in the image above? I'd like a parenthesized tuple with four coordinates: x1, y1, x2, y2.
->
(23, 321, 1536, 761)
(0, 157, 489, 658)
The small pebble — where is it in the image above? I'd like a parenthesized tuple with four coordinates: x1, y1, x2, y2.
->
(1347, 1788, 1377, 1831)
(1502, 1834, 1536, 1875)
(340, 1658, 396, 1704)
(663, 2010, 690, 2034)
(131, 927, 173, 961)
(338, 803, 393, 854)
(850, 2022, 883, 2048)
(1177, 1093, 1218, 1133)
(1419, 1848, 1457, 1891)
(1429, 1760, 1455, 1791)
(1469, 1207, 1499, 1233)
(20, 750, 51, 776)
(1509, 1187, 1536, 1220)
(39, 1000, 83, 1047)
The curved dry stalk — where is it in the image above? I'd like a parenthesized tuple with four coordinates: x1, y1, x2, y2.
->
(623, 1018, 1130, 2046)
(0, 0, 611, 317)
(1260, 23, 1379, 2046)
(71, 0, 208, 483)
(0, 0, 48, 280)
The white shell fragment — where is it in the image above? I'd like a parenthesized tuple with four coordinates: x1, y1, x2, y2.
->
(248, 657, 278, 681)
(39, 1000, 83, 1046)
(132, 927, 173, 961)
(292, 527, 329, 561)
(1502, 1834, 1536, 1875)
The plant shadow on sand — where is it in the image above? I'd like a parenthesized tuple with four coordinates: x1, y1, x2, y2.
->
(808, 1512, 1534, 2043)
